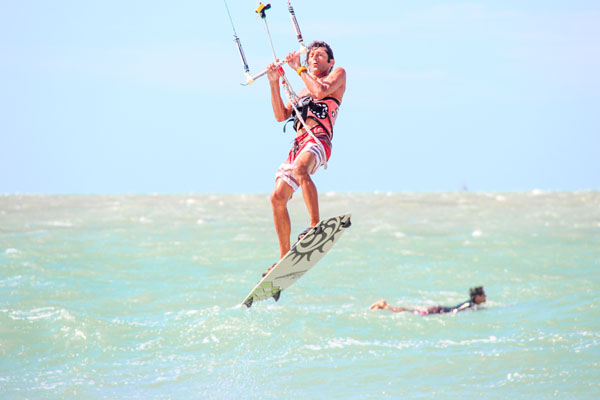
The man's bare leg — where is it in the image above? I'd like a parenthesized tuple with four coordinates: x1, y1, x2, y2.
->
(294, 151, 320, 227)
(270, 179, 294, 259)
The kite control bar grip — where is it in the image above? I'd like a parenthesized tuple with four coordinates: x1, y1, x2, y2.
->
(241, 61, 283, 85)
(241, 45, 308, 85)
(241, 52, 304, 85)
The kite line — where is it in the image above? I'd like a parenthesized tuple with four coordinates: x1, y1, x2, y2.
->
(223, 1, 327, 168)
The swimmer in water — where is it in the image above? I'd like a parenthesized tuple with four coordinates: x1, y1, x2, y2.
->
(369, 286, 486, 315)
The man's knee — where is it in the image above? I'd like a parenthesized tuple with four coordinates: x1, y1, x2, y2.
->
(293, 164, 310, 182)
(270, 190, 283, 206)
(294, 151, 316, 183)
(270, 182, 292, 206)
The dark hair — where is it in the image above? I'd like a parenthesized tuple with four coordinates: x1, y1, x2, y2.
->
(306, 40, 334, 64)
(469, 286, 485, 302)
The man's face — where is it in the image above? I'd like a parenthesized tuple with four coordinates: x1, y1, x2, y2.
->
(308, 47, 334, 75)
(475, 292, 487, 305)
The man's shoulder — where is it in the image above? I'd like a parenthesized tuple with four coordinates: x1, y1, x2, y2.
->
(454, 300, 473, 312)
(297, 88, 310, 98)
(332, 66, 346, 77)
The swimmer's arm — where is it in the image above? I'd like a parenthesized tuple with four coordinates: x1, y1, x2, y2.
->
(451, 301, 472, 313)
(370, 299, 412, 313)
(385, 305, 408, 313)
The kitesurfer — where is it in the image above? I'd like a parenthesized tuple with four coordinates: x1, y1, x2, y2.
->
(265, 41, 346, 269)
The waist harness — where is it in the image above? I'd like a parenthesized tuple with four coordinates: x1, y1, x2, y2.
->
(283, 95, 340, 139)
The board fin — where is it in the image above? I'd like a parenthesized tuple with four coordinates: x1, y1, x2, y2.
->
(273, 290, 281, 302)
(244, 297, 254, 308)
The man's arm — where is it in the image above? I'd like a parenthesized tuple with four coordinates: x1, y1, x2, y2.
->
(267, 64, 293, 122)
(285, 51, 346, 99)
(441, 300, 473, 314)
(369, 299, 411, 313)
(298, 67, 346, 99)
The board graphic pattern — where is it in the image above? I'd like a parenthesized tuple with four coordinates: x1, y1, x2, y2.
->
(242, 214, 351, 308)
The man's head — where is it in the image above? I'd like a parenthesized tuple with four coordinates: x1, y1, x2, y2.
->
(470, 286, 486, 305)
(306, 41, 335, 76)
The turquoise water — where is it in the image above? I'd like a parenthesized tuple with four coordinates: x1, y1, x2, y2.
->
(1, 192, 599, 399)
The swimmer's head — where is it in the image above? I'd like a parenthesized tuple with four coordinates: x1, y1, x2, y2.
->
(470, 286, 486, 304)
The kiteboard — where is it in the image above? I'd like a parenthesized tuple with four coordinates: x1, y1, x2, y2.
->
(242, 213, 352, 308)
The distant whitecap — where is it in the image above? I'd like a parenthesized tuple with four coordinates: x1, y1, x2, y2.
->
(48, 221, 73, 227)
(73, 329, 87, 340)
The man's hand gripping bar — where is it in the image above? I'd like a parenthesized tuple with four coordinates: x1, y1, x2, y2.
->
(241, 45, 307, 86)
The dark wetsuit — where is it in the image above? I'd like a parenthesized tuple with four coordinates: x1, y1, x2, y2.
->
(425, 300, 474, 315)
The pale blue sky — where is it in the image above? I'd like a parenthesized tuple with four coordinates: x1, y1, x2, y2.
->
(1, 0, 598, 193)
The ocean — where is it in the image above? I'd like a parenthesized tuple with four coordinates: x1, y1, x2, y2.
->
(1, 192, 599, 399)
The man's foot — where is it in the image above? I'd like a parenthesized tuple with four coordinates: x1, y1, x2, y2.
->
(297, 227, 312, 241)
(262, 263, 276, 278)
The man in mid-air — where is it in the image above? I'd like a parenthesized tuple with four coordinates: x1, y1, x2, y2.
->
(264, 41, 346, 274)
